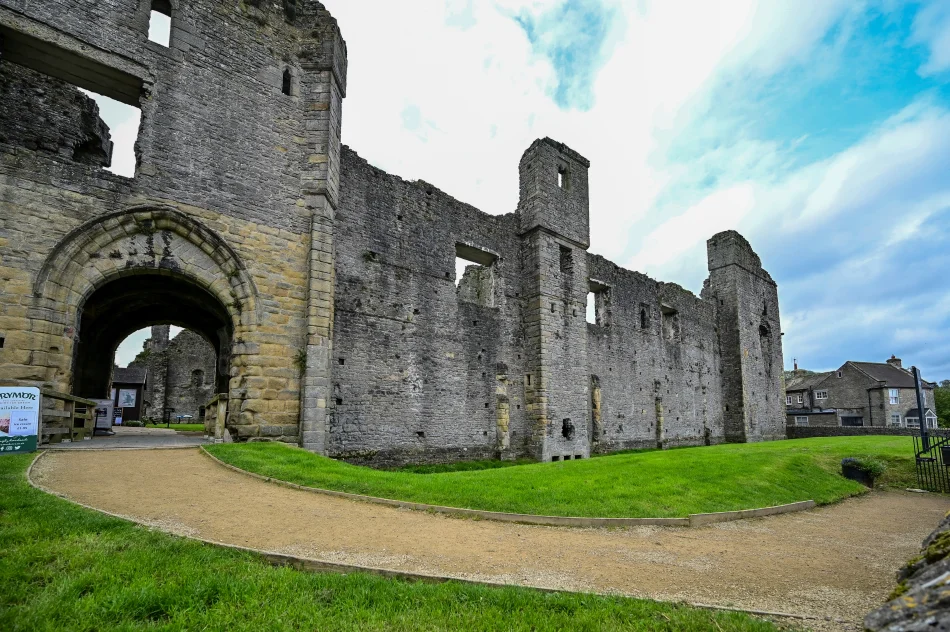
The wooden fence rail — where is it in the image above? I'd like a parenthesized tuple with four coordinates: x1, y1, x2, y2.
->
(38, 389, 97, 444)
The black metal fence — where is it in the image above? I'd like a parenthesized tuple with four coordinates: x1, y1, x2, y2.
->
(913, 433, 950, 493)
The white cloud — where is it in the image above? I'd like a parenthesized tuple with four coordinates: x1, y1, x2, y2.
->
(625, 183, 755, 274)
(910, 0, 950, 76)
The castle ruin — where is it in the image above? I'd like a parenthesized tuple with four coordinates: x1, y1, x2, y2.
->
(0, 0, 785, 464)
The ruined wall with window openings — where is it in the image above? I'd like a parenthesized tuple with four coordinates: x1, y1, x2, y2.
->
(0, 0, 785, 465)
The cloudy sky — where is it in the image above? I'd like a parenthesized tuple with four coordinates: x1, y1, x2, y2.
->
(111, 1, 950, 380)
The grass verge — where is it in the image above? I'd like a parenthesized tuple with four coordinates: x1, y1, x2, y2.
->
(207, 436, 918, 518)
(0, 454, 775, 631)
(144, 423, 205, 432)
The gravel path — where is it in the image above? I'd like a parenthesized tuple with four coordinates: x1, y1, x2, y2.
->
(32, 448, 950, 628)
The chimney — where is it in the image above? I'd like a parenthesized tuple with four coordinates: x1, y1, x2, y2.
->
(886, 355, 902, 369)
(793, 358, 798, 371)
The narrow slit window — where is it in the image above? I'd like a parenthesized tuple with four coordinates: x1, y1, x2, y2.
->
(282, 68, 292, 96)
(586, 292, 596, 324)
(148, 1, 172, 47)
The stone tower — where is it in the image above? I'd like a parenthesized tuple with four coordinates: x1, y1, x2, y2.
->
(704, 231, 786, 442)
(517, 138, 593, 461)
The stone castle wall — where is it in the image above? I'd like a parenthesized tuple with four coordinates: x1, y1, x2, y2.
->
(131, 326, 216, 421)
(0, 0, 787, 464)
(586, 256, 724, 452)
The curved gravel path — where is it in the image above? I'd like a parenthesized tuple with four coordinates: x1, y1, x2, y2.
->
(32, 448, 950, 627)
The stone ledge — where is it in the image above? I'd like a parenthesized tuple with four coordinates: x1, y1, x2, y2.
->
(199, 446, 816, 529)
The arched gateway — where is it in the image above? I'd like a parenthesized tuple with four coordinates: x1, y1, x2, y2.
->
(33, 206, 257, 401)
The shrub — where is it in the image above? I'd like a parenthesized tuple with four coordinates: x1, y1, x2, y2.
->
(841, 456, 886, 478)
(122, 420, 144, 427)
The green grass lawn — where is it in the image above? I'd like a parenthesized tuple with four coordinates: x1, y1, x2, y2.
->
(207, 436, 918, 518)
(0, 454, 775, 631)
(145, 423, 206, 432)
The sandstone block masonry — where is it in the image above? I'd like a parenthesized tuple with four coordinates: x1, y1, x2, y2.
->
(0, 0, 786, 464)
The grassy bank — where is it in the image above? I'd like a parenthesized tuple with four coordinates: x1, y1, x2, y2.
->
(0, 454, 774, 631)
(207, 436, 917, 518)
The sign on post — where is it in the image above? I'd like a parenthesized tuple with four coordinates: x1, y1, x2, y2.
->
(0, 386, 41, 454)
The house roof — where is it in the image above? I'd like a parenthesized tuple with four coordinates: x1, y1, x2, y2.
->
(785, 372, 832, 392)
(112, 366, 146, 384)
(849, 362, 934, 389)
(905, 408, 937, 419)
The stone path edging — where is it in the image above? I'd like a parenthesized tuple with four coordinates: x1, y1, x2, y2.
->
(24, 450, 844, 624)
(198, 446, 816, 528)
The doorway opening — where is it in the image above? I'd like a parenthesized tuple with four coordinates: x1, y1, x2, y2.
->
(71, 273, 232, 444)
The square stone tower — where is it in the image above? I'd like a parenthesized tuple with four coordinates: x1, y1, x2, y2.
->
(517, 138, 592, 461)
(705, 231, 786, 442)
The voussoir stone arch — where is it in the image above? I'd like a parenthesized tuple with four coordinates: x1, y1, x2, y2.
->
(33, 204, 260, 330)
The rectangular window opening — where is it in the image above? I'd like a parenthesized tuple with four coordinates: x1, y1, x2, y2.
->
(815, 390, 827, 400)
(2, 43, 143, 179)
(660, 304, 679, 341)
(786, 395, 793, 406)
(889, 389, 899, 405)
(559, 245, 573, 273)
(795, 416, 808, 426)
(455, 243, 497, 307)
(588, 280, 609, 327)
(148, 9, 172, 46)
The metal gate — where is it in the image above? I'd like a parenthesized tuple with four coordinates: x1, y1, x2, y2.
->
(914, 433, 950, 493)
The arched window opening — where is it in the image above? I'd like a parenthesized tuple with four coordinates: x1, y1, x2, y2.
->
(282, 68, 293, 96)
(148, 0, 172, 47)
(192, 368, 204, 387)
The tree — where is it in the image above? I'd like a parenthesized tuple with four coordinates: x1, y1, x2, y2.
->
(935, 381, 950, 428)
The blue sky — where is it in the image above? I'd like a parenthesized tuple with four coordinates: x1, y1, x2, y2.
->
(113, 0, 950, 380)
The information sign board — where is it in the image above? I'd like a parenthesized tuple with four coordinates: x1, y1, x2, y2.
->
(0, 387, 40, 454)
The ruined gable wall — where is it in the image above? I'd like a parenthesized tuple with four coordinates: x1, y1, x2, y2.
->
(163, 330, 217, 421)
(0, 0, 345, 442)
(331, 147, 529, 465)
(586, 255, 724, 451)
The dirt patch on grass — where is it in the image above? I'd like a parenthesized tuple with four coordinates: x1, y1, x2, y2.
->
(33, 448, 950, 629)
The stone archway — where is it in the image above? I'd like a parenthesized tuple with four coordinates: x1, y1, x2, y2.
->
(31, 204, 258, 405)
(72, 274, 232, 399)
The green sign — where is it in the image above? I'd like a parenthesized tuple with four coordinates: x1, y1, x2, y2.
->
(0, 434, 37, 454)
(0, 387, 40, 455)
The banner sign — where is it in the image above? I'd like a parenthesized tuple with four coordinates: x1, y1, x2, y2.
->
(0, 387, 40, 454)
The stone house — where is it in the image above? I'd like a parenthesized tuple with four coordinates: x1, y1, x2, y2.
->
(0, 0, 787, 464)
(786, 357, 937, 429)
